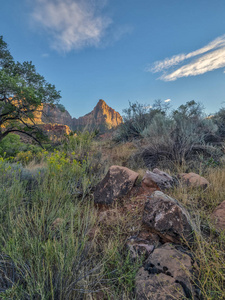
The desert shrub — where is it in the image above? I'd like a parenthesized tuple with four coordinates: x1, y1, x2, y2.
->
(114, 100, 170, 142)
(142, 113, 174, 141)
(212, 106, 225, 140)
(140, 101, 220, 169)
(0, 158, 46, 193)
(63, 130, 95, 155)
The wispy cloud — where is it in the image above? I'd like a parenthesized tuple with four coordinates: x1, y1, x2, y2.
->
(31, 0, 111, 52)
(164, 99, 171, 102)
(41, 53, 49, 58)
(147, 35, 225, 81)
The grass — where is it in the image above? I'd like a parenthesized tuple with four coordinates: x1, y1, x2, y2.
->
(0, 133, 225, 299)
(167, 166, 225, 299)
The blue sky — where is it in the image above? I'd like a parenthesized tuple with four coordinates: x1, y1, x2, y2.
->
(1, 0, 225, 117)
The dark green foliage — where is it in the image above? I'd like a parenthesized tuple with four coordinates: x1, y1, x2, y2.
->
(0, 133, 42, 158)
(0, 36, 61, 145)
(0, 133, 24, 157)
(55, 103, 66, 112)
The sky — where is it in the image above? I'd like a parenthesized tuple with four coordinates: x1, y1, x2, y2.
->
(1, 0, 225, 117)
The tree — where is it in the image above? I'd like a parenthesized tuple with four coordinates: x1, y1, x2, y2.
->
(0, 36, 61, 145)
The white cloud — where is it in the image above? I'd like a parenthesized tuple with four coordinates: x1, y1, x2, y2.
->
(164, 99, 171, 102)
(31, 0, 111, 52)
(148, 35, 225, 81)
(161, 47, 225, 81)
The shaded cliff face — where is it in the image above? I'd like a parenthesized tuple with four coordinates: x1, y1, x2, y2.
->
(41, 104, 73, 128)
(34, 100, 122, 132)
(72, 100, 123, 130)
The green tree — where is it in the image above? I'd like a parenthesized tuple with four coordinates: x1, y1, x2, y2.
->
(0, 36, 61, 145)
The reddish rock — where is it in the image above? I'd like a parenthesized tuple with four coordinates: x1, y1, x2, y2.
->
(211, 200, 225, 231)
(94, 165, 139, 205)
(33, 100, 122, 131)
(136, 244, 196, 300)
(142, 168, 175, 192)
(143, 191, 194, 244)
(73, 99, 123, 130)
(40, 123, 71, 136)
(179, 172, 209, 189)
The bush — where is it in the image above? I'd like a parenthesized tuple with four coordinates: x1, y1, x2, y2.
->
(212, 106, 225, 140)
(0, 134, 26, 157)
(115, 100, 170, 142)
(138, 101, 220, 169)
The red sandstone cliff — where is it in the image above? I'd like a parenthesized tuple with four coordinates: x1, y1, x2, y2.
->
(72, 99, 123, 130)
(34, 100, 122, 132)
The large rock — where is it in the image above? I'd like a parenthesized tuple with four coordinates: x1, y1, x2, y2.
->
(72, 99, 123, 130)
(127, 235, 159, 260)
(211, 200, 225, 231)
(94, 166, 139, 205)
(136, 243, 197, 300)
(142, 169, 175, 192)
(143, 191, 194, 244)
(179, 172, 209, 189)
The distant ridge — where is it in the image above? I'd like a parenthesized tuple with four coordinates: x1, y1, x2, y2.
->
(35, 99, 123, 131)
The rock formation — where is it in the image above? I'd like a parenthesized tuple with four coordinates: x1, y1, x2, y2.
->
(72, 99, 123, 130)
(136, 244, 196, 300)
(143, 191, 194, 244)
(33, 99, 122, 132)
(142, 168, 176, 192)
(94, 165, 139, 205)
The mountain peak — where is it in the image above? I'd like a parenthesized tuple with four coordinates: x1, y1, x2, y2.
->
(97, 99, 106, 106)
(74, 99, 122, 130)
(35, 99, 122, 132)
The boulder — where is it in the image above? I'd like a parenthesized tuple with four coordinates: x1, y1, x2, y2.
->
(142, 168, 175, 192)
(136, 243, 197, 300)
(127, 235, 159, 260)
(143, 191, 194, 244)
(94, 165, 139, 205)
(211, 200, 225, 231)
(179, 172, 209, 189)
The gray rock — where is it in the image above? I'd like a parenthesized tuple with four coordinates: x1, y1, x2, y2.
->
(136, 244, 197, 300)
(94, 165, 139, 205)
(143, 191, 194, 244)
(127, 236, 156, 260)
(142, 168, 175, 192)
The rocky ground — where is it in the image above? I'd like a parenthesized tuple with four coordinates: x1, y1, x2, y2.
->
(89, 164, 224, 299)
